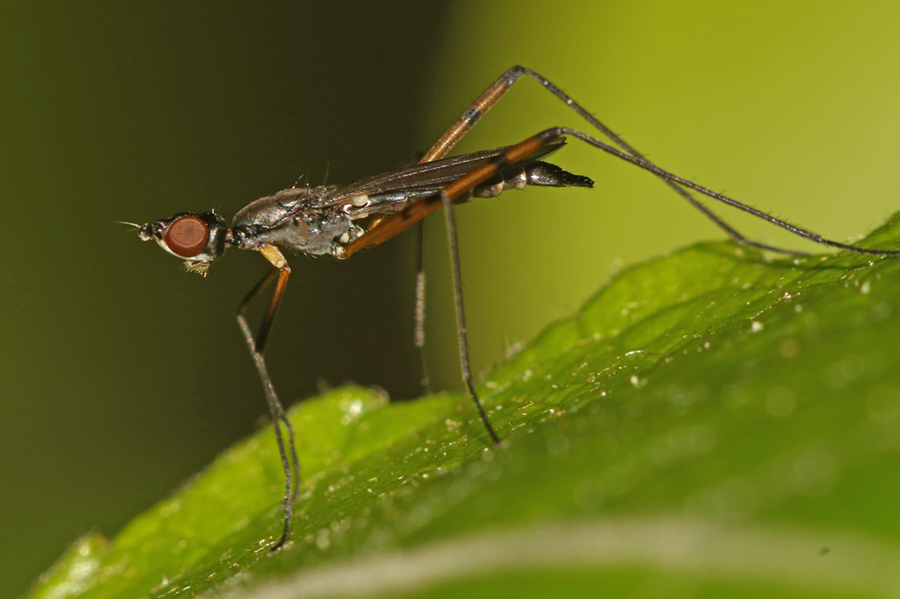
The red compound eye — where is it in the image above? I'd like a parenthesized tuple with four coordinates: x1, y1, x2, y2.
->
(164, 215, 209, 257)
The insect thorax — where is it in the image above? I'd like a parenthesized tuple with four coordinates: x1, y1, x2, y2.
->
(232, 187, 363, 257)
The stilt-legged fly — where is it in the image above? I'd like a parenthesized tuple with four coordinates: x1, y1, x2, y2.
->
(133, 66, 900, 550)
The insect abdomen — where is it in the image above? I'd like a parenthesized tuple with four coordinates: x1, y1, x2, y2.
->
(472, 161, 593, 198)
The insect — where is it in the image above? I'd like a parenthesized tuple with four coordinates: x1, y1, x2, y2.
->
(133, 66, 900, 550)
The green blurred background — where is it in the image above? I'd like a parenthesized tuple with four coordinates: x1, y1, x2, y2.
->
(4, 2, 900, 597)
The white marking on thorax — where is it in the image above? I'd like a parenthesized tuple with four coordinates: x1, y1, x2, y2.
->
(343, 194, 372, 218)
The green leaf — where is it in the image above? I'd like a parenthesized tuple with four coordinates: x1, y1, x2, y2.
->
(28, 215, 900, 599)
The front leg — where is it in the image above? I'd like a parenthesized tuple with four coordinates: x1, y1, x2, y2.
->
(235, 244, 299, 551)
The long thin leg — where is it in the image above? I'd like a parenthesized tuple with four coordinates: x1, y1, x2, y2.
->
(440, 191, 500, 444)
(236, 259, 301, 551)
(414, 220, 431, 391)
(421, 66, 804, 255)
(490, 128, 900, 256)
